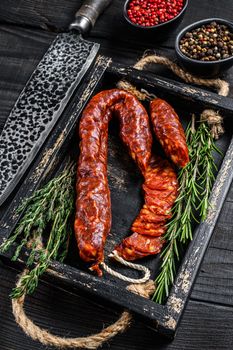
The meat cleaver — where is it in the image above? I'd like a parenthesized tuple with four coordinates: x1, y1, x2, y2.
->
(0, 0, 112, 206)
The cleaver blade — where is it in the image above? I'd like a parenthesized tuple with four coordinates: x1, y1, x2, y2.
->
(0, 0, 112, 206)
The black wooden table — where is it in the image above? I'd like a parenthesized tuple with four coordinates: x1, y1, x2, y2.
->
(0, 1, 233, 349)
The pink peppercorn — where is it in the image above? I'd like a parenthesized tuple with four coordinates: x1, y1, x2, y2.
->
(127, 0, 184, 27)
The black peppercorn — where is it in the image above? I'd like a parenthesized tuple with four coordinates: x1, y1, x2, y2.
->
(179, 21, 233, 61)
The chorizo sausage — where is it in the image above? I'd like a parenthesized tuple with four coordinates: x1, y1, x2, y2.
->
(75, 90, 186, 269)
(74, 89, 152, 275)
(150, 98, 189, 168)
(116, 233, 165, 261)
(115, 157, 178, 260)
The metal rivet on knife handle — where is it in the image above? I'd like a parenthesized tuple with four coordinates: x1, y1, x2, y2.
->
(69, 0, 113, 34)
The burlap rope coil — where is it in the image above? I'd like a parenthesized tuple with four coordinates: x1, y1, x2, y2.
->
(11, 54, 229, 348)
(117, 53, 229, 139)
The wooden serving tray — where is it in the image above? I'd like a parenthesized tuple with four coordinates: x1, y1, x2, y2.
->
(1, 55, 233, 338)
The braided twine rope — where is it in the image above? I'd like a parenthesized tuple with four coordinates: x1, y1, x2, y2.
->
(12, 54, 229, 348)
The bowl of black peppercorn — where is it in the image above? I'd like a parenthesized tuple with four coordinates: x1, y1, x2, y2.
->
(175, 18, 233, 77)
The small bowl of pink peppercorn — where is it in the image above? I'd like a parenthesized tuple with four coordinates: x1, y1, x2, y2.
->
(123, 0, 188, 35)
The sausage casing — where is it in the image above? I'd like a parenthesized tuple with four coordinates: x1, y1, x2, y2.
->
(150, 98, 189, 168)
(75, 89, 152, 274)
(115, 157, 178, 260)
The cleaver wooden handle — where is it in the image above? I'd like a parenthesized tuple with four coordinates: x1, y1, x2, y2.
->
(70, 0, 112, 34)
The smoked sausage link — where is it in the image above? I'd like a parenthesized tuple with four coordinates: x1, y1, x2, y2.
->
(115, 157, 178, 260)
(74, 89, 152, 275)
(150, 98, 189, 168)
(75, 90, 188, 270)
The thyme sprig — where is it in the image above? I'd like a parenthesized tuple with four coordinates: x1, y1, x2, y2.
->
(153, 117, 220, 304)
(0, 162, 76, 298)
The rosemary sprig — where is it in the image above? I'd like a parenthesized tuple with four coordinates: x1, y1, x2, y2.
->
(196, 122, 221, 220)
(0, 162, 76, 298)
(153, 117, 220, 304)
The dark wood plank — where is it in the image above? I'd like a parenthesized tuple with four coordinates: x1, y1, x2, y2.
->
(0, 0, 233, 347)
(0, 25, 184, 132)
(1, 264, 233, 350)
(1, 0, 233, 52)
(191, 212, 233, 305)
(227, 187, 233, 202)
(108, 63, 233, 117)
(0, 25, 55, 131)
(0, 31, 233, 334)
(217, 201, 233, 225)
(192, 245, 233, 306)
(1, 24, 233, 133)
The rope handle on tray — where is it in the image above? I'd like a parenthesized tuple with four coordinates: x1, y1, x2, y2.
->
(12, 269, 155, 349)
(117, 52, 229, 139)
(12, 53, 230, 349)
(101, 250, 151, 284)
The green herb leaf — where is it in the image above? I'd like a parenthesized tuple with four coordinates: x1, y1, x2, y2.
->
(0, 162, 76, 298)
(153, 117, 220, 304)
